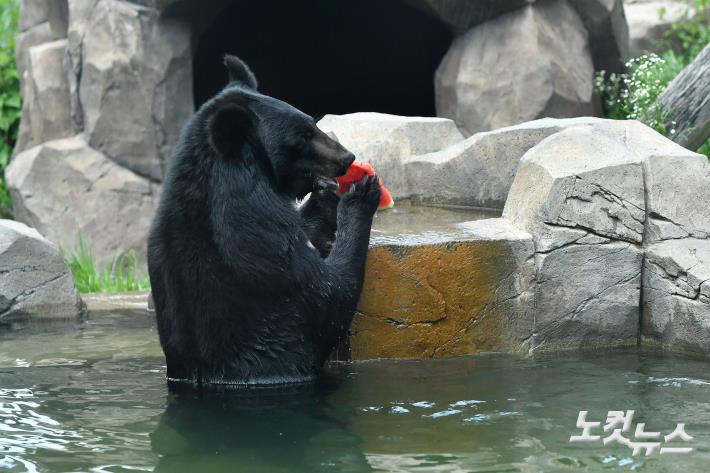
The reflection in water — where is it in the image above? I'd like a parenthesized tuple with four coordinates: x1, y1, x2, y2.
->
(151, 379, 371, 473)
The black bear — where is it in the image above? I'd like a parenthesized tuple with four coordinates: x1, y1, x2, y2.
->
(147, 55, 380, 386)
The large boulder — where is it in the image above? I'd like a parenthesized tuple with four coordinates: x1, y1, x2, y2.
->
(317, 112, 464, 192)
(0, 220, 83, 322)
(403, 117, 602, 208)
(407, 0, 628, 75)
(347, 218, 534, 360)
(503, 124, 647, 245)
(435, 0, 595, 135)
(67, 0, 193, 180)
(503, 122, 647, 349)
(318, 113, 465, 157)
(501, 118, 710, 352)
(5, 136, 160, 267)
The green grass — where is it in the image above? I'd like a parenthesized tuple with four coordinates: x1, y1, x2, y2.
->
(62, 236, 151, 293)
(0, 0, 20, 216)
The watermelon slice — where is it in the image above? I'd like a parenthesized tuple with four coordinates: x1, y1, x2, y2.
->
(336, 161, 394, 210)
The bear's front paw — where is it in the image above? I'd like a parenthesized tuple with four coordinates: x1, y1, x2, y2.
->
(341, 174, 381, 215)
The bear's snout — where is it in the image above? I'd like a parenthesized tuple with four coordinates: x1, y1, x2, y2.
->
(338, 151, 356, 176)
(311, 132, 356, 178)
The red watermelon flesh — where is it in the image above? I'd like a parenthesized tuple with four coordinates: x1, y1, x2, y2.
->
(336, 161, 394, 210)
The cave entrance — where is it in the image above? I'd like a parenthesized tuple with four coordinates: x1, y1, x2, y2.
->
(192, 0, 453, 118)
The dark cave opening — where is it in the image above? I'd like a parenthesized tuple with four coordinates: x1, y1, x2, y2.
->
(192, 0, 453, 118)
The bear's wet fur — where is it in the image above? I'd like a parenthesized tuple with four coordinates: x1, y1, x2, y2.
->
(147, 55, 380, 386)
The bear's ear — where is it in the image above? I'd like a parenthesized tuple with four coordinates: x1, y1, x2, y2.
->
(223, 55, 258, 90)
(206, 103, 255, 157)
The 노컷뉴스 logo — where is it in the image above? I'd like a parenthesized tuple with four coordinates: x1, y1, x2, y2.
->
(570, 410, 693, 456)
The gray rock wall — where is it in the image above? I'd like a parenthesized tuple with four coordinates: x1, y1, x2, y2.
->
(67, 0, 192, 180)
(6, 136, 160, 268)
(11, 0, 190, 263)
(502, 119, 710, 354)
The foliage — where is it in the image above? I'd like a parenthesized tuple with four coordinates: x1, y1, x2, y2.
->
(0, 0, 19, 216)
(595, 54, 680, 134)
(62, 236, 151, 294)
(698, 140, 710, 160)
(662, 0, 710, 63)
(595, 0, 710, 160)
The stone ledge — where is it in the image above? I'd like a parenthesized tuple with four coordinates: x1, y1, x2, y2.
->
(345, 218, 534, 360)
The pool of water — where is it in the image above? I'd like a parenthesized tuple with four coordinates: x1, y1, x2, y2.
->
(370, 203, 499, 236)
(1, 311, 710, 473)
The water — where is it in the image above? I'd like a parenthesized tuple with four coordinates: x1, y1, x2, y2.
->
(370, 204, 499, 236)
(1, 311, 710, 472)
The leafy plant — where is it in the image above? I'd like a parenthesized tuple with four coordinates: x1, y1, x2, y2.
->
(595, 54, 681, 134)
(62, 236, 151, 294)
(595, 0, 710, 160)
(663, 0, 710, 64)
(0, 0, 20, 216)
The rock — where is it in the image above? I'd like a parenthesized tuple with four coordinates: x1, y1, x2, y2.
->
(533, 241, 643, 349)
(16, 0, 68, 71)
(18, 0, 49, 32)
(15, 14, 67, 155)
(638, 134, 710, 355)
(642, 239, 710, 354)
(412, 0, 627, 72)
(67, 0, 193, 180)
(15, 22, 59, 81)
(403, 117, 603, 208)
(644, 151, 710, 242)
(346, 218, 534, 360)
(569, 0, 629, 73)
(317, 112, 464, 193)
(318, 112, 464, 159)
(435, 0, 595, 135)
(503, 122, 646, 349)
(319, 114, 608, 209)
(0, 220, 83, 322)
(504, 124, 647, 244)
(5, 136, 160, 267)
(405, 0, 534, 34)
(47, 0, 69, 38)
(625, 0, 690, 56)
(17, 40, 73, 151)
(500, 117, 710, 352)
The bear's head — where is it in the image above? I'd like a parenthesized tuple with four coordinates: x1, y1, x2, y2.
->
(205, 55, 355, 199)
